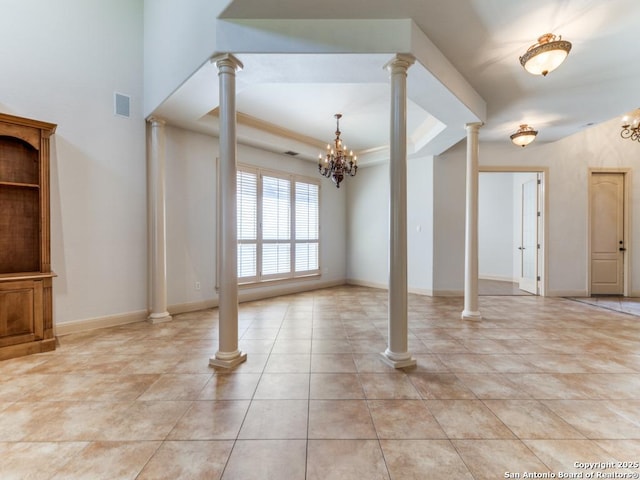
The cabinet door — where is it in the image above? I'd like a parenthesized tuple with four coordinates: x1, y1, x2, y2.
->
(0, 279, 43, 347)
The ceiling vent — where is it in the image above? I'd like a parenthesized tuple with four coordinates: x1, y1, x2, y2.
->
(114, 92, 130, 118)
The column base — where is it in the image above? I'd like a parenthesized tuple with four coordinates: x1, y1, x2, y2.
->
(379, 349, 417, 369)
(147, 312, 172, 324)
(209, 350, 247, 369)
(461, 310, 482, 321)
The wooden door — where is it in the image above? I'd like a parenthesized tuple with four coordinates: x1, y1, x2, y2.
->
(591, 173, 624, 295)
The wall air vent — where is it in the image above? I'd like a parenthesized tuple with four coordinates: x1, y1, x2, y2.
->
(114, 92, 131, 118)
(284, 151, 299, 156)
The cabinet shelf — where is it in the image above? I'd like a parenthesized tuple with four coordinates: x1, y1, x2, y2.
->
(0, 181, 40, 189)
(0, 112, 56, 361)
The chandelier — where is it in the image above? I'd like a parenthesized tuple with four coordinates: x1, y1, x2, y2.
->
(620, 109, 640, 143)
(318, 114, 357, 188)
(510, 124, 538, 147)
(519, 33, 572, 76)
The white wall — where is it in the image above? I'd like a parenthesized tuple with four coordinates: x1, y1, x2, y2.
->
(432, 148, 466, 295)
(434, 117, 640, 297)
(347, 156, 434, 294)
(165, 126, 347, 309)
(346, 163, 389, 288)
(0, 0, 146, 325)
(143, 0, 231, 115)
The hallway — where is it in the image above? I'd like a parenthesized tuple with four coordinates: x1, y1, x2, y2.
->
(0, 285, 639, 479)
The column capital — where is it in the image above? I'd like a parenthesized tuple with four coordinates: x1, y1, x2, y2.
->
(465, 122, 484, 131)
(147, 115, 166, 126)
(384, 54, 415, 75)
(211, 53, 244, 72)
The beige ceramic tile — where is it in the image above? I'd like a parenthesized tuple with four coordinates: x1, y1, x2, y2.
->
(137, 440, 233, 480)
(310, 354, 358, 373)
(137, 373, 212, 401)
(198, 373, 261, 400)
(455, 373, 531, 399)
(1, 286, 639, 479)
(222, 440, 306, 480)
(238, 399, 308, 439)
(308, 400, 376, 439)
(253, 373, 310, 399)
(524, 439, 618, 474)
(368, 400, 446, 439)
(452, 439, 551, 480)
(310, 373, 364, 399)
(380, 440, 473, 480)
(484, 399, 586, 439)
(263, 353, 311, 373)
(359, 373, 421, 399)
(0, 441, 88, 479)
(50, 441, 161, 480)
(168, 400, 249, 440)
(307, 440, 390, 480)
(426, 400, 516, 439)
(409, 373, 477, 399)
(542, 400, 640, 439)
(99, 400, 191, 441)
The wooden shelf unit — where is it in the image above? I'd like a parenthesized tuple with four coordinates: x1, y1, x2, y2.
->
(0, 113, 56, 361)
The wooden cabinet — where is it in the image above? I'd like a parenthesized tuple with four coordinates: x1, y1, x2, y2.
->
(0, 113, 56, 360)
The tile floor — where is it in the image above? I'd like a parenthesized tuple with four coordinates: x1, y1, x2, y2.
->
(0, 285, 639, 479)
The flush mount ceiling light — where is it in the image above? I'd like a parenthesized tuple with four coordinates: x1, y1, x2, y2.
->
(510, 124, 538, 147)
(519, 33, 572, 76)
(318, 114, 357, 188)
(620, 109, 640, 143)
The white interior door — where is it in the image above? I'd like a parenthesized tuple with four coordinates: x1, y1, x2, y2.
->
(519, 177, 539, 294)
(591, 173, 624, 295)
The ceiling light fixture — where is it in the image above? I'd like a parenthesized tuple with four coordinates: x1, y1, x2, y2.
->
(510, 124, 538, 147)
(620, 109, 640, 143)
(519, 33, 572, 76)
(318, 114, 357, 188)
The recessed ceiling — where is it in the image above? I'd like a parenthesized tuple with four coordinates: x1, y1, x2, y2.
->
(152, 0, 640, 160)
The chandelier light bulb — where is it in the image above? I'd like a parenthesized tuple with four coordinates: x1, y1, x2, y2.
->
(620, 108, 640, 143)
(318, 113, 358, 188)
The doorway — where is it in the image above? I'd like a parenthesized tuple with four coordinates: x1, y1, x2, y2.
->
(590, 172, 627, 295)
(479, 169, 546, 296)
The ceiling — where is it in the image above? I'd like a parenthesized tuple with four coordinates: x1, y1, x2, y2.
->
(152, 0, 640, 164)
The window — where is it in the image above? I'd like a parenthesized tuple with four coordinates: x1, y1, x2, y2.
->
(237, 166, 320, 283)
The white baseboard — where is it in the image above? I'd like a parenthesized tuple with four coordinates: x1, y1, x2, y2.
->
(346, 278, 387, 290)
(479, 275, 517, 283)
(55, 279, 347, 336)
(168, 300, 217, 316)
(431, 289, 464, 297)
(55, 310, 148, 336)
(547, 290, 588, 297)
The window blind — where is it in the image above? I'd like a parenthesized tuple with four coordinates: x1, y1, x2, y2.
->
(237, 170, 257, 279)
(235, 166, 319, 282)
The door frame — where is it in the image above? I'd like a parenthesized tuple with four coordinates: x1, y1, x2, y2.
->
(479, 166, 548, 297)
(587, 168, 631, 296)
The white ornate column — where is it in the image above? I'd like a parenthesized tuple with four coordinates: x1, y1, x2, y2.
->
(461, 122, 483, 321)
(147, 116, 172, 324)
(209, 54, 247, 369)
(380, 54, 417, 369)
